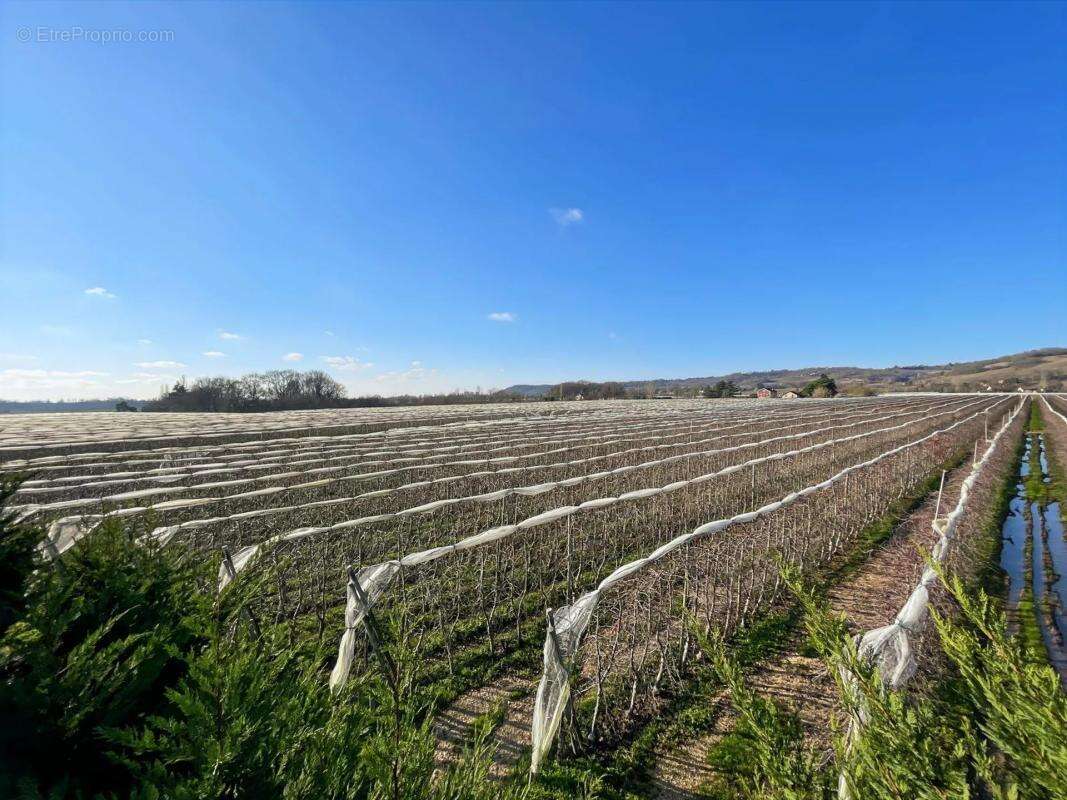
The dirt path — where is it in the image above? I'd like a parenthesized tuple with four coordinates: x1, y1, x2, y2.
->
(651, 463, 971, 799)
(432, 672, 537, 778)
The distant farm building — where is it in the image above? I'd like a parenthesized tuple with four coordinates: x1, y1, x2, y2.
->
(781, 390, 800, 399)
(755, 387, 777, 399)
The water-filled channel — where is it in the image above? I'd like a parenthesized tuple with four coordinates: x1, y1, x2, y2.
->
(1000, 432, 1067, 684)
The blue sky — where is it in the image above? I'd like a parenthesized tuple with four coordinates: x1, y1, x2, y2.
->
(0, 1, 1064, 400)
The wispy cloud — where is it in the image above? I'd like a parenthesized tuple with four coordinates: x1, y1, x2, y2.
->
(137, 338, 153, 346)
(202, 351, 226, 358)
(116, 372, 178, 385)
(218, 330, 244, 341)
(549, 207, 583, 227)
(322, 355, 374, 371)
(84, 286, 117, 299)
(0, 369, 108, 391)
(0, 353, 38, 363)
(134, 360, 186, 369)
(373, 363, 432, 383)
(282, 352, 304, 362)
(324, 330, 335, 337)
(487, 311, 517, 323)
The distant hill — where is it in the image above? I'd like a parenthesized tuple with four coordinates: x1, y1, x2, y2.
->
(0, 398, 144, 414)
(503, 348, 1067, 397)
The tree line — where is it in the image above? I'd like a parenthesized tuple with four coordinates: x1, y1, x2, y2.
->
(139, 371, 844, 412)
(141, 370, 531, 412)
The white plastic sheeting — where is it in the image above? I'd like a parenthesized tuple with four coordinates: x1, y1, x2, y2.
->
(220, 396, 983, 596)
(17, 398, 930, 520)
(853, 398, 1021, 683)
(1043, 395, 1067, 428)
(317, 401, 990, 695)
(526, 397, 1010, 774)
(327, 398, 998, 697)
(26, 400, 886, 562)
(16, 410, 724, 491)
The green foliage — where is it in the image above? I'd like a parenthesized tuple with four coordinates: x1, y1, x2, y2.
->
(0, 479, 527, 800)
(703, 381, 740, 399)
(0, 516, 210, 797)
(697, 625, 828, 800)
(931, 570, 1067, 799)
(694, 565, 1067, 800)
(0, 475, 38, 632)
(800, 374, 838, 398)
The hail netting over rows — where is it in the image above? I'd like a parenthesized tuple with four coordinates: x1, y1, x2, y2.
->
(8, 403, 688, 483)
(20, 398, 932, 494)
(0, 401, 607, 459)
(12, 400, 750, 477)
(16, 397, 899, 508)
(32, 397, 949, 560)
(1044, 394, 1067, 428)
(24, 400, 913, 557)
(526, 396, 1012, 773)
(323, 396, 1001, 692)
(834, 398, 1026, 799)
(218, 395, 976, 599)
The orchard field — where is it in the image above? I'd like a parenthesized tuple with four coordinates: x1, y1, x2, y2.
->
(2, 394, 1065, 800)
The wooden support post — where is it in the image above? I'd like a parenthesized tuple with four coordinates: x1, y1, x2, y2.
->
(222, 545, 262, 640)
(348, 568, 397, 693)
(932, 469, 947, 522)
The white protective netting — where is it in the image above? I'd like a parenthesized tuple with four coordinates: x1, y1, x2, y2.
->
(834, 397, 1026, 799)
(31, 397, 959, 590)
(325, 397, 995, 691)
(526, 398, 1012, 773)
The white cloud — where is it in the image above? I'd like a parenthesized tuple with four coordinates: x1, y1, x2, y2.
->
(218, 330, 244, 341)
(84, 286, 117, 299)
(608, 331, 619, 340)
(137, 338, 153, 346)
(283, 352, 304, 362)
(374, 364, 429, 383)
(322, 355, 374, 371)
(487, 311, 517, 323)
(0, 353, 37, 363)
(324, 330, 335, 337)
(116, 372, 178, 385)
(134, 360, 186, 369)
(202, 351, 226, 358)
(0, 368, 108, 393)
(549, 207, 583, 227)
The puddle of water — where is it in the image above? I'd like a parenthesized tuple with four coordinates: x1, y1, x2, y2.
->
(1001, 486, 1028, 611)
(1045, 501, 1067, 640)
(1001, 432, 1067, 683)
(1001, 437, 1032, 611)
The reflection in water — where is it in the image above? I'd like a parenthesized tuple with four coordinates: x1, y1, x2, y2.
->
(1001, 433, 1067, 684)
